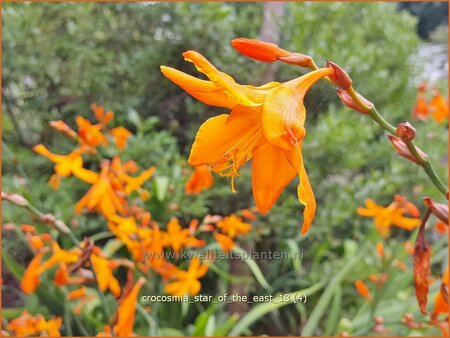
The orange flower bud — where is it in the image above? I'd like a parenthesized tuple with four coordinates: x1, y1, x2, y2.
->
(327, 61, 352, 90)
(376, 242, 385, 257)
(231, 38, 290, 62)
(423, 197, 449, 224)
(396, 122, 416, 141)
(278, 53, 313, 68)
(387, 135, 427, 165)
(355, 279, 371, 300)
(336, 89, 372, 113)
(2, 191, 29, 206)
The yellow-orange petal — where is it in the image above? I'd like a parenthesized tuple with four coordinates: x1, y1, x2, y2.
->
(161, 66, 236, 109)
(183, 50, 258, 107)
(251, 142, 297, 214)
(21, 252, 44, 294)
(231, 38, 290, 62)
(188, 106, 264, 173)
(214, 232, 235, 252)
(284, 143, 316, 234)
(262, 68, 333, 150)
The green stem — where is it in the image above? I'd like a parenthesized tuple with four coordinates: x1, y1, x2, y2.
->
(367, 106, 447, 196)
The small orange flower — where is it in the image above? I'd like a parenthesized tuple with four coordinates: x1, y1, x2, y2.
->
(75, 161, 126, 218)
(357, 198, 421, 237)
(185, 165, 214, 194)
(33, 145, 98, 188)
(432, 267, 449, 319)
(434, 221, 448, 234)
(165, 257, 208, 296)
(38, 241, 80, 274)
(91, 103, 114, 125)
(214, 232, 235, 252)
(76, 116, 108, 148)
(375, 242, 385, 258)
(113, 277, 146, 336)
(21, 252, 44, 294)
(110, 126, 132, 150)
(355, 279, 371, 300)
(216, 215, 251, 238)
(90, 254, 121, 298)
(163, 218, 205, 254)
(240, 208, 257, 221)
(429, 89, 449, 124)
(8, 311, 62, 337)
(413, 93, 429, 120)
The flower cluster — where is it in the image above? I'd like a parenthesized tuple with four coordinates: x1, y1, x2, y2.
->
(413, 82, 449, 123)
(5, 104, 256, 336)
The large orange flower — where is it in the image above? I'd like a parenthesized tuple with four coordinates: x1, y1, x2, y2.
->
(162, 50, 332, 233)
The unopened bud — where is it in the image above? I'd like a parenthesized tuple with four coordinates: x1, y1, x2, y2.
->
(2, 191, 29, 206)
(278, 53, 313, 68)
(396, 122, 416, 141)
(327, 61, 352, 90)
(336, 89, 372, 113)
(231, 38, 289, 62)
(387, 135, 427, 165)
(423, 197, 449, 224)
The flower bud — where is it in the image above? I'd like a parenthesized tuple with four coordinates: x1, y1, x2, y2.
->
(327, 60, 352, 90)
(336, 89, 372, 113)
(396, 122, 416, 141)
(387, 135, 428, 165)
(423, 197, 449, 224)
(231, 38, 289, 62)
(278, 53, 313, 68)
(1, 191, 29, 206)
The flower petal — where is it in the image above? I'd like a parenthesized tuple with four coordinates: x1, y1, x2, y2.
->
(160, 66, 236, 109)
(284, 143, 316, 234)
(251, 142, 297, 214)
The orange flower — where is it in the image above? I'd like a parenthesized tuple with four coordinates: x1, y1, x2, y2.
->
(33, 145, 98, 188)
(113, 277, 146, 336)
(21, 252, 44, 294)
(163, 218, 205, 254)
(38, 241, 80, 274)
(357, 198, 421, 237)
(165, 257, 208, 296)
(110, 156, 155, 195)
(216, 215, 251, 238)
(110, 126, 132, 150)
(90, 254, 121, 297)
(412, 93, 429, 120)
(76, 115, 107, 148)
(355, 279, 371, 300)
(375, 242, 385, 257)
(185, 165, 214, 194)
(393, 194, 420, 217)
(240, 208, 257, 221)
(75, 161, 126, 218)
(162, 50, 333, 233)
(214, 232, 235, 252)
(432, 267, 449, 319)
(8, 311, 62, 337)
(434, 221, 448, 234)
(429, 89, 449, 123)
(91, 103, 114, 125)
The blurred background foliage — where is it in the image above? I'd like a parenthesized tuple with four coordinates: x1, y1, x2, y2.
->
(2, 2, 448, 336)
